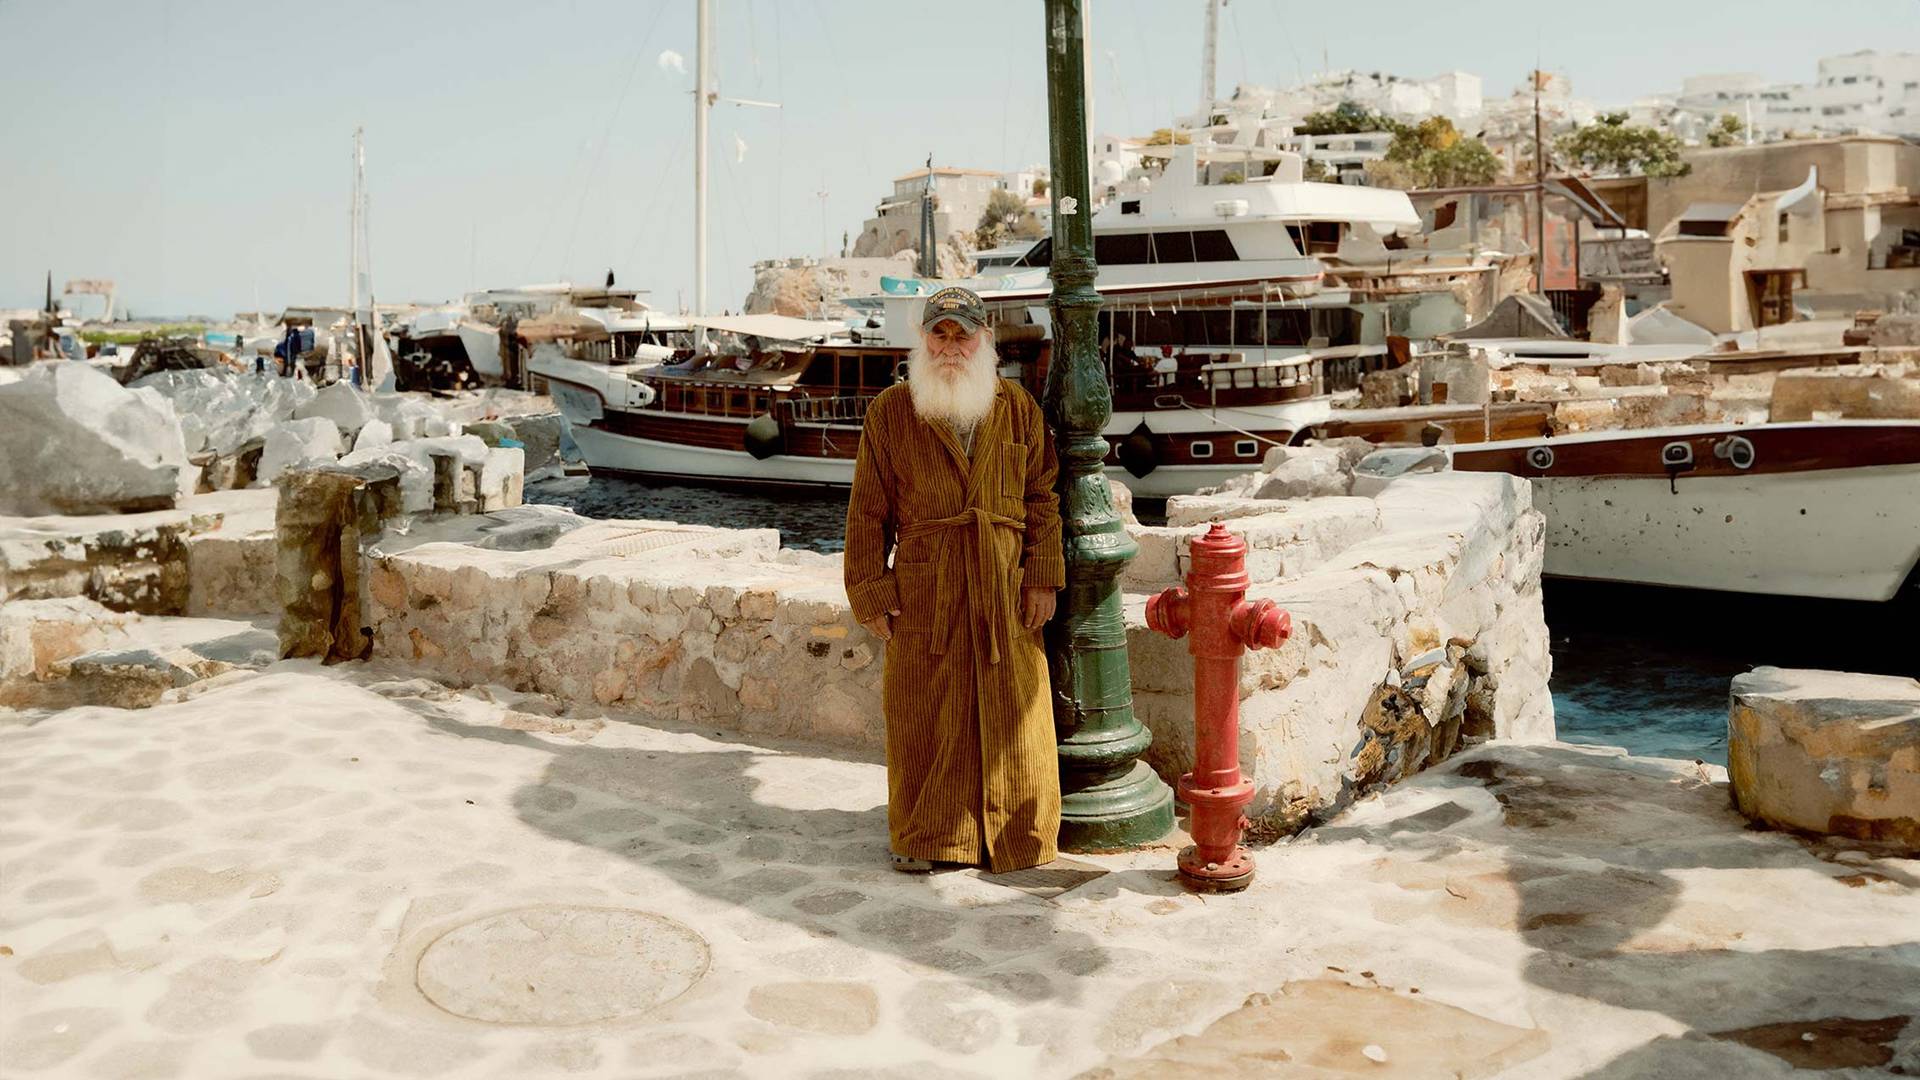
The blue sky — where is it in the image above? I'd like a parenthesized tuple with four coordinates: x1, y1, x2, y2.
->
(2, 0, 1914, 318)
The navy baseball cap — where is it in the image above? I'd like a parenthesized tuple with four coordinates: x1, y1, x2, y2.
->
(920, 286, 987, 333)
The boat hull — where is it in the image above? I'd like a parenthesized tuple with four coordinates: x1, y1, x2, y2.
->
(1451, 422, 1920, 602)
(1526, 465, 1920, 601)
(568, 422, 1290, 497)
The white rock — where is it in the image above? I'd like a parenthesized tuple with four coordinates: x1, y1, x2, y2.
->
(294, 381, 373, 435)
(134, 368, 315, 456)
(1729, 667, 1920, 852)
(354, 418, 395, 451)
(1252, 447, 1351, 500)
(257, 417, 343, 483)
(0, 362, 188, 515)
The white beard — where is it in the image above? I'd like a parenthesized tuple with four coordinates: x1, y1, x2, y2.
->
(907, 338, 1000, 436)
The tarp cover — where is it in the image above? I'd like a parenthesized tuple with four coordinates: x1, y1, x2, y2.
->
(684, 314, 847, 342)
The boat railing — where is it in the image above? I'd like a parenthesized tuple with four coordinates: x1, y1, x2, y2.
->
(776, 394, 873, 426)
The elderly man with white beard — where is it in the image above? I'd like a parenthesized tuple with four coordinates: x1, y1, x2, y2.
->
(843, 285, 1066, 873)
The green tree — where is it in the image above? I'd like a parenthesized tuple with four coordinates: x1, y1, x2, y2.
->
(1302, 158, 1333, 183)
(1030, 176, 1050, 197)
(1144, 127, 1192, 146)
(1556, 112, 1691, 177)
(1294, 100, 1394, 136)
(1368, 116, 1501, 188)
(1705, 112, 1745, 148)
(1418, 138, 1502, 187)
(973, 188, 1031, 249)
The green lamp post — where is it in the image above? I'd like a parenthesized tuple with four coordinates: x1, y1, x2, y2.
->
(1041, 0, 1175, 851)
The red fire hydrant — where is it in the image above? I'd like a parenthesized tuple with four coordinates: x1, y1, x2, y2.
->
(1145, 522, 1291, 893)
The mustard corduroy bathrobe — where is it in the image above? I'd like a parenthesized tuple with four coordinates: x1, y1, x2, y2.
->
(843, 379, 1066, 872)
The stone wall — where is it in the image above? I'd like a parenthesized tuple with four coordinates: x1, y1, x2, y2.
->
(362, 469, 1555, 832)
(1127, 472, 1554, 830)
(0, 489, 275, 616)
(364, 518, 888, 748)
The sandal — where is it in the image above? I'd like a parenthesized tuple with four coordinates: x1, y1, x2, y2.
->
(889, 852, 934, 873)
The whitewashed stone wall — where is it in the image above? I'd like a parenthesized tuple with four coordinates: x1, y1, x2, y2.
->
(363, 471, 1554, 830)
(364, 521, 887, 749)
(1128, 472, 1554, 829)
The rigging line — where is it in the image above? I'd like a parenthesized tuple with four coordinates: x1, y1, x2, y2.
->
(1229, 2, 1250, 100)
(1175, 400, 1288, 447)
(524, 134, 594, 278)
(773, 0, 784, 258)
(803, 0, 872, 184)
(623, 133, 689, 273)
(559, 1, 669, 277)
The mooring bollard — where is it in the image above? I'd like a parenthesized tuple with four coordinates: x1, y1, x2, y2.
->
(1144, 522, 1292, 893)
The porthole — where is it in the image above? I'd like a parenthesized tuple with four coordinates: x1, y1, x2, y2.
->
(1190, 440, 1215, 459)
(1526, 446, 1555, 470)
(1235, 439, 1260, 457)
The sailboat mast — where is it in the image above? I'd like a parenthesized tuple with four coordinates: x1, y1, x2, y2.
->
(694, 0, 711, 320)
(349, 128, 362, 319)
(1199, 0, 1220, 118)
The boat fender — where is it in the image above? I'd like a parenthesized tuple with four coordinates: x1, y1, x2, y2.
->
(1118, 422, 1158, 478)
(744, 413, 785, 460)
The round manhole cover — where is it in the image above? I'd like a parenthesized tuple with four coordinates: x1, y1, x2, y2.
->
(415, 905, 709, 1025)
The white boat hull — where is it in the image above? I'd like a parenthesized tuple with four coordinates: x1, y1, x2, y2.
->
(568, 422, 1279, 498)
(1533, 464, 1920, 602)
(570, 424, 854, 488)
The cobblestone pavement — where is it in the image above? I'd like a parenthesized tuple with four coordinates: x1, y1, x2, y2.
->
(2, 662, 1917, 1078)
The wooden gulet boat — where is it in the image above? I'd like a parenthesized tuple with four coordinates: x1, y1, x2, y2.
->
(532, 300, 1379, 498)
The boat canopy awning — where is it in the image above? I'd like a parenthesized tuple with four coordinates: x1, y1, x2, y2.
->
(685, 313, 847, 342)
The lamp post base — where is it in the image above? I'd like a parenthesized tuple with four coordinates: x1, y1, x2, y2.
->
(1058, 760, 1175, 852)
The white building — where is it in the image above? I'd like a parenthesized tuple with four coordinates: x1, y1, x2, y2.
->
(1666, 51, 1920, 140)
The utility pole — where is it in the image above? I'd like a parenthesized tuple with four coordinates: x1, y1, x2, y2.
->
(694, 0, 711, 327)
(1533, 69, 1546, 295)
(1042, 0, 1174, 852)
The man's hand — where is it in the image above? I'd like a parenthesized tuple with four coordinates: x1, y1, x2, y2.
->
(1020, 586, 1057, 631)
(862, 608, 902, 641)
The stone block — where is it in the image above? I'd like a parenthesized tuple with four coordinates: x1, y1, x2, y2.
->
(1768, 365, 1920, 422)
(0, 597, 127, 683)
(0, 362, 187, 515)
(258, 417, 343, 484)
(1728, 667, 1920, 851)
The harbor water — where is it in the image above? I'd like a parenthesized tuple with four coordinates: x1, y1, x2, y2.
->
(530, 475, 1919, 766)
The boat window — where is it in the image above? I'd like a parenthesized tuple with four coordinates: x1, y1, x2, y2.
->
(1235, 440, 1260, 457)
(1152, 231, 1197, 264)
(798, 351, 838, 386)
(1286, 222, 1344, 255)
(1191, 229, 1237, 261)
(1014, 238, 1053, 267)
(1190, 440, 1214, 458)
(1121, 200, 1142, 215)
(1095, 232, 1152, 265)
(860, 354, 895, 387)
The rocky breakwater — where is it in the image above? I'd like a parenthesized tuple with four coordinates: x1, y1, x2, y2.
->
(1123, 442, 1554, 831)
(365, 440, 1553, 831)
